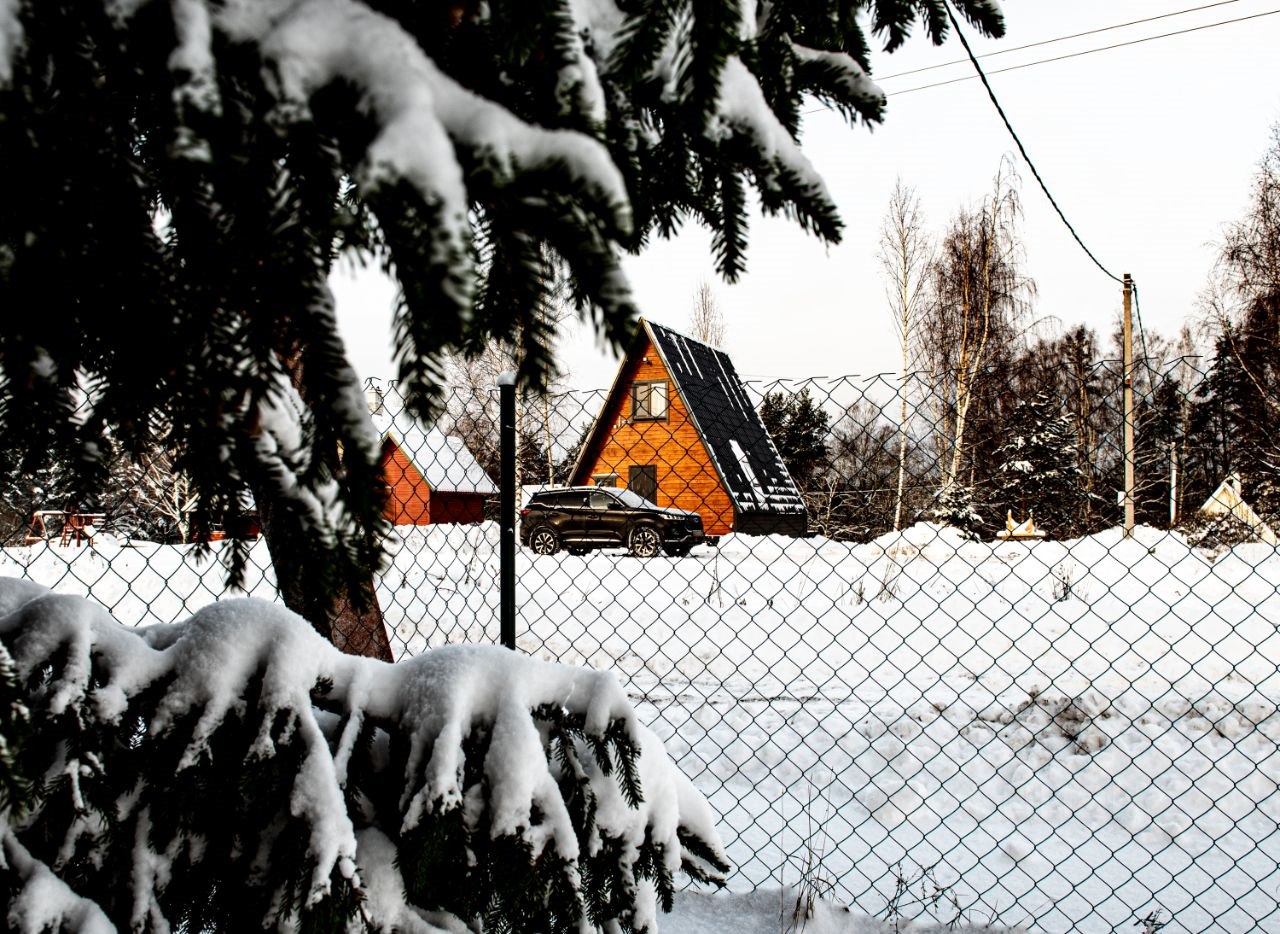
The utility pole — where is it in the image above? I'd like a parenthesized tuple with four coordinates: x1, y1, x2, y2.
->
(1123, 273, 1135, 538)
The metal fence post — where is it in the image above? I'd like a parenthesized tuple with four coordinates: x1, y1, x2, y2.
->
(498, 372, 516, 650)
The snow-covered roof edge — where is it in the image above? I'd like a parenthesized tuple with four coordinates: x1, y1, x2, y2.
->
(644, 321, 804, 516)
(372, 412, 497, 496)
(1199, 473, 1278, 545)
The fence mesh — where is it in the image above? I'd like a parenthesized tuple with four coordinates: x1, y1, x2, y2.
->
(3, 356, 1278, 933)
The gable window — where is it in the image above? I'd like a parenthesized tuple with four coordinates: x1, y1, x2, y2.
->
(631, 380, 668, 421)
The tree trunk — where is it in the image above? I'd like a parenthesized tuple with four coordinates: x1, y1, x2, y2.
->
(269, 347, 394, 662)
(947, 373, 972, 492)
(329, 587, 395, 659)
(894, 364, 909, 532)
(256, 492, 394, 661)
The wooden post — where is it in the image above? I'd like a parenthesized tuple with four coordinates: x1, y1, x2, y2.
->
(1123, 274, 1135, 538)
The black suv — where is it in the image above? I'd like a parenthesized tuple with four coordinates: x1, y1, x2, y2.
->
(519, 487, 707, 557)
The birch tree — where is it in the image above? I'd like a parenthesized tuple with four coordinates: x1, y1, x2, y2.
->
(920, 159, 1034, 506)
(689, 282, 728, 348)
(877, 179, 931, 530)
(1199, 121, 1280, 501)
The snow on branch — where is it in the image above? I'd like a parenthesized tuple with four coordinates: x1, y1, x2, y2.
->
(126, 0, 632, 240)
(714, 58, 834, 204)
(251, 371, 348, 549)
(0, 578, 727, 932)
(790, 43, 885, 114)
(0, 0, 19, 84)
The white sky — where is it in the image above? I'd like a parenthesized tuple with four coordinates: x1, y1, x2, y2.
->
(333, 0, 1280, 391)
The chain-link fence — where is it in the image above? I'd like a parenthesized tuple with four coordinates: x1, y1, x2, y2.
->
(2, 352, 1278, 932)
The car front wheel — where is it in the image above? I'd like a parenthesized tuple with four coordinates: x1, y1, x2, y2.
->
(628, 525, 661, 558)
(529, 527, 561, 555)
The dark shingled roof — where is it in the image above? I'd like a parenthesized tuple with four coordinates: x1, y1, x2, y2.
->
(644, 321, 805, 519)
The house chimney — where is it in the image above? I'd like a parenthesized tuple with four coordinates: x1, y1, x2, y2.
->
(366, 386, 384, 415)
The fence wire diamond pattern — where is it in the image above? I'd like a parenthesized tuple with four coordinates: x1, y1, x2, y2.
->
(4, 363, 1278, 933)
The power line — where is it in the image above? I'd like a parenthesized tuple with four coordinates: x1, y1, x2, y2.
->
(1133, 282, 1153, 368)
(877, 0, 1244, 82)
(892, 7, 1280, 96)
(940, 1, 1124, 285)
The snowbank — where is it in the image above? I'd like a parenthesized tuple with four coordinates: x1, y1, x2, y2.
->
(0, 578, 726, 932)
(3, 522, 1278, 930)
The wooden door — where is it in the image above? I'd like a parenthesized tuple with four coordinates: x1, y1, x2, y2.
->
(629, 465, 658, 505)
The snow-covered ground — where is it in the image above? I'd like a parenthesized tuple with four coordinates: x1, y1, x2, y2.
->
(4, 522, 1278, 932)
(666, 887, 1015, 933)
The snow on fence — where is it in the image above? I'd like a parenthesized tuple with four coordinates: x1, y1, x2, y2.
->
(3, 367, 1279, 933)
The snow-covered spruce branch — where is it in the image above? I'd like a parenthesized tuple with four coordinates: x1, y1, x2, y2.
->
(0, 579, 727, 932)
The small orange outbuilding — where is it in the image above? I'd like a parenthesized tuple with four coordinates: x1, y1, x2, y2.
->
(370, 404, 497, 526)
(569, 319, 806, 537)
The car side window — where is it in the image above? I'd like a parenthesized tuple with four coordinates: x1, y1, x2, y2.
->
(589, 491, 613, 510)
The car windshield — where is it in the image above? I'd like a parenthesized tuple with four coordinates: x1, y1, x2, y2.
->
(612, 489, 657, 509)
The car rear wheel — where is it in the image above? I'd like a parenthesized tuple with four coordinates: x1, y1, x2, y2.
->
(628, 525, 661, 558)
(529, 527, 561, 555)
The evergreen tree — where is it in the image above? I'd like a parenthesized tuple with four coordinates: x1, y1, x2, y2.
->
(760, 387, 832, 490)
(0, 0, 1006, 642)
(1195, 120, 1280, 521)
(991, 391, 1082, 537)
(1008, 327, 1112, 534)
(822, 401, 899, 540)
(1187, 332, 1280, 529)
(929, 481, 983, 537)
(0, 580, 729, 933)
(0, 430, 175, 545)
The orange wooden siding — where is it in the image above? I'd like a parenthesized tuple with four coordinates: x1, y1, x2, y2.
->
(379, 439, 489, 526)
(576, 339, 735, 535)
(381, 440, 431, 525)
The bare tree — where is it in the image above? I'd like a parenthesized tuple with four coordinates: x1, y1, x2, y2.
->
(1167, 325, 1206, 525)
(443, 250, 576, 489)
(131, 449, 200, 543)
(877, 178, 931, 530)
(920, 158, 1035, 502)
(689, 282, 727, 348)
(1201, 121, 1280, 422)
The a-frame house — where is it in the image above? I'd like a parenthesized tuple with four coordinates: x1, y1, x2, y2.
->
(570, 319, 806, 537)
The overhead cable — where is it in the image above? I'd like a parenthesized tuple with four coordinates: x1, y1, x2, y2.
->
(940, 0, 1125, 285)
(878, 0, 1245, 82)
(892, 7, 1280, 96)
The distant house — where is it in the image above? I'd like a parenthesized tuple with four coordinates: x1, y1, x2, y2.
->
(996, 511, 1046, 541)
(570, 319, 806, 537)
(1198, 473, 1278, 545)
(370, 395, 497, 526)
